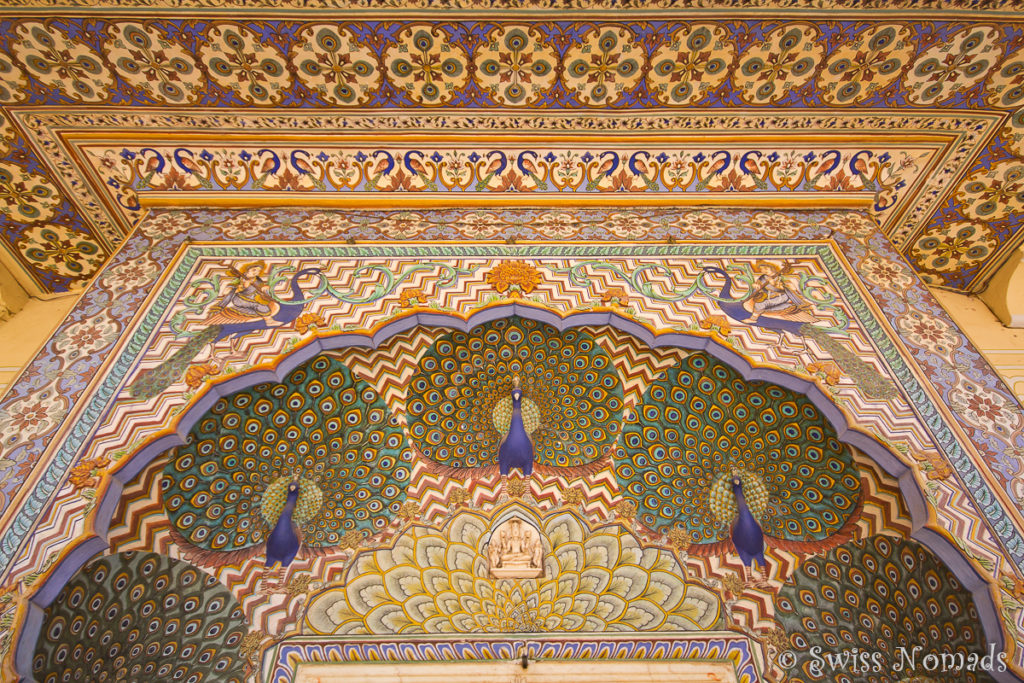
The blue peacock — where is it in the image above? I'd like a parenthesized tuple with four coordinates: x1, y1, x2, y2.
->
(616, 352, 863, 576)
(162, 355, 413, 568)
(406, 317, 625, 478)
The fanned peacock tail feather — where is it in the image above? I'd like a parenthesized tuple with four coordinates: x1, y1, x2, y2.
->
(130, 325, 223, 400)
(406, 317, 625, 471)
(775, 536, 996, 683)
(801, 324, 898, 400)
(162, 355, 412, 561)
(33, 551, 247, 683)
(616, 352, 862, 547)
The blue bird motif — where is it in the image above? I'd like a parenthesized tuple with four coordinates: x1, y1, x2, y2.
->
(265, 481, 301, 569)
(730, 476, 767, 579)
(498, 378, 534, 476)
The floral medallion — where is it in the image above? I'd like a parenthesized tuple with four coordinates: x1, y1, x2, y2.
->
(12, 22, 114, 102)
(1004, 106, 1024, 158)
(101, 253, 161, 292)
(198, 23, 290, 104)
(906, 25, 1001, 105)
(857, 253, 916, 292)
(563, 27, 643, 106)
(476, 25, 557, 106)
(949, 376, 1023, 438)
(104, 22, 201, 104)
(52, 309, 120, 362)
(385, 26, 468, 105)
(649, 24, 734, 105)
(17, 223, 105, 279)
(986, 45, 1024, 110)
(895, 310, 962, 366)
(0, 162, 62, 224)
(819, 24, 914, 105)
(734, 24, 823, 104)
(293, 25, 379, 105)
(955, 160, 1024, 221)
(0, 52, 28, 103)
(910, 220, 998, 277)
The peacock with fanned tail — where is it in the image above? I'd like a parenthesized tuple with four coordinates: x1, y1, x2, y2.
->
(406, 317, 625, 479)
(615, 352, 864, 574)
(161, 354, 413, 568)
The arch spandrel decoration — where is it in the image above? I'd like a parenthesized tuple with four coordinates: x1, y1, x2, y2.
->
(0, 207, 1022, 682)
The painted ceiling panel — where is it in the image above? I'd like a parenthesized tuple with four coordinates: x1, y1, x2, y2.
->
(0, 7, 1022, 293)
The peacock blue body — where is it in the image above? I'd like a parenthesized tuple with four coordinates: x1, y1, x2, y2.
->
(406, 317, 624, 470)
(162, 354, 412, 556)
(616, 352, 861, 547)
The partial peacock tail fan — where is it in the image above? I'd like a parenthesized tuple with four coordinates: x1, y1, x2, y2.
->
(33, 551, 248, 683)
(616, 352, 862, 551)
(800, 324, 898, 400)
(161, 354, 412, 565)
(406, 317, 625, 473)
(775, 536, 996, 683)
(129, 325, 223, 400)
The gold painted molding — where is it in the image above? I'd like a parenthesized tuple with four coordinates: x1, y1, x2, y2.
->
(139, 192, 876, 210)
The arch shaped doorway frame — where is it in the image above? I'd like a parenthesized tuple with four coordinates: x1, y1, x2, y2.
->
(14, 301, 1014, 681)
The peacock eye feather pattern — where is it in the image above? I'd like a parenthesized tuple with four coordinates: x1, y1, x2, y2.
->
(774, 536, 996, 683)
(616, 352, 862, 555)
(33, 551, 247, 683)
(162, 354, 412, 566)
(406, 317, 625, 476)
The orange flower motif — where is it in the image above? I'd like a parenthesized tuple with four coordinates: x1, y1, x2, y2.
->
(486, 261, 542, 296)
(599, 286, 629, 306)
(294, 312, 326, 334)
(184, 362, 220, 390)
(399, 288, 428, 308)
(699, 314, 732, 335)
(68, 455, 110, 490)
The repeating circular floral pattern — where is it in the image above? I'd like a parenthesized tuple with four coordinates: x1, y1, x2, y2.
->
(17, 223, 105, 279)
(0, 162, 63, 224)
(12, 22, 114, 102)
(818, 24, 914, 105)
(905, 25, 1001, 105)
(198, 23, 290, 104)
(476, 25, 558, 106)
(0, 52, 28, 103)
(385, 26, 468, 105)
(734, 24, 823, 104)
(955, 160, 1024, 221)
(911, 220, 998, 275)
(986, 45, 1024, 110)
(104, 22, 200, 104)
(293, 24, 379, 105)
(650, 24, 734, 105)
(563, 27, 644, 106)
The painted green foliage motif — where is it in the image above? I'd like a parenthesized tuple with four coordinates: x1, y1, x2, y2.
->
(775, 536, 996, 683)
(33, 551, 247, 683)
(163, 355, 412, 552)
(617, 352, 861, 544)
(405, 318, 624, 470)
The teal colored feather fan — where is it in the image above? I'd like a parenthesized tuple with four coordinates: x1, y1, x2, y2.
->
(406, 317, 625, 477)
(162, 355, 412, 566)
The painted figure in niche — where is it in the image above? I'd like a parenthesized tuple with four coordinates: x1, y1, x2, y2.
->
(487, 518, 544, 579)
(128, 262, 322, 400)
